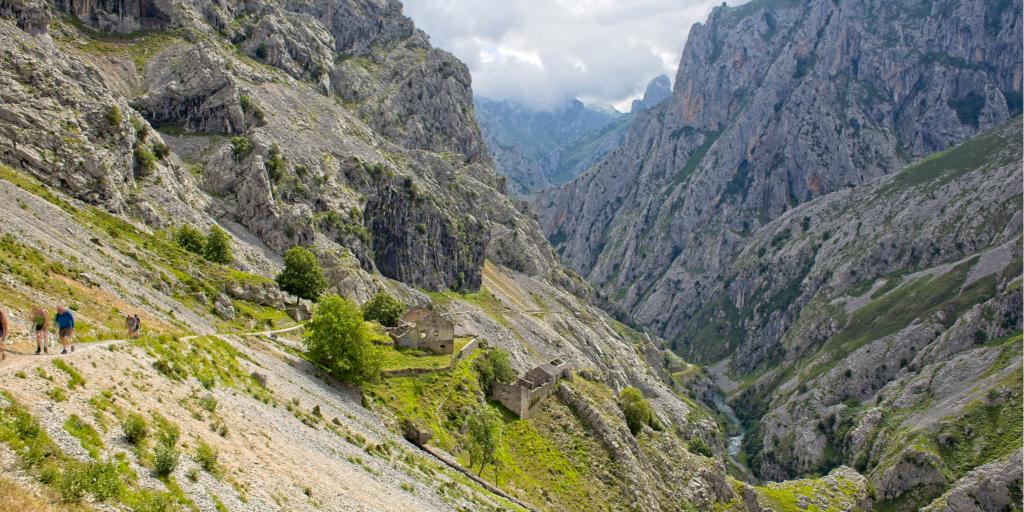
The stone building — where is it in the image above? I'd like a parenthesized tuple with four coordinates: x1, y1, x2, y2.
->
(492, 359, 572, 419)
(391, 306, 455, 354)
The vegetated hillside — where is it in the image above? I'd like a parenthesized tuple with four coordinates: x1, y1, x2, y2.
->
(475, 76, 673, 198)
(716, 118, 1024, 511)
(536, 0, 1023, 354)
(0, 1, 882, 511)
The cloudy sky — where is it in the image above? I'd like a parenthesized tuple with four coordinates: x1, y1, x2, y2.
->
(401, 0, 735, 112)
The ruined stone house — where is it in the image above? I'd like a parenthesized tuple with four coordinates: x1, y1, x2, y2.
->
(492, 359, 572, 419)
(391, 306, 455, 354)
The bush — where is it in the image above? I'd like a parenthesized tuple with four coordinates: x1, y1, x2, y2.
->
(203, 225, 233, 264)
(152, 142, 170, 160)
(230, 136, 253, 160)
(153, 443, 179, 477)
(174, 225, 205, 254)
(57, 460, 122, 502)
(276, 246, 327, 302)
(361, 291, 406, 327)
(265, 145, 285, 182)
(122, 414, 149, 445)
(475, 349, 516, 392)
(304, 294, 381, 384)
(135, 143, 157, 175)
(104, 105, 122, 127)
(687, 437, 712, 457)
(619, 387, 655, 435)
(195, 440, 219, 475)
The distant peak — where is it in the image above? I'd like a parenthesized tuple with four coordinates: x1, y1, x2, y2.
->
(631, 74, 673, 113)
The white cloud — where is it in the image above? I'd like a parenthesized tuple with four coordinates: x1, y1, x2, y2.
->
(402, 0, 733, 110)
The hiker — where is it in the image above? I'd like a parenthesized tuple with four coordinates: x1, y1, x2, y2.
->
(32, 307, 49, 354)
(125, 314, 134, 338)
(132, 314, 142, 338)
(0, 306, 8, 361)
(54, 305, 75, 354)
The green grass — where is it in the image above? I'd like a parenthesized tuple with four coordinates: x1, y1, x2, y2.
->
(63, 415, 104, 459)
(133, 334, 274, 403)
(429, 287, 512, 329)
(754, 471, 864, 512)
(805, 259, 996, 380)
(933, 372, 1023, 476)
(0, 392, 188, 509)
(883, 117, 1021, 193)
(52, 360, 86, 389)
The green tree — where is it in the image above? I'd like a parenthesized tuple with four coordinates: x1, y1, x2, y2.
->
(475, 349, 516, 392)
(465, 404, 503, 478)
(361, 290, 406, 327)
(174, 225, 205, 254)
(203, 225, 233, 264)
(303, 294, 381, 384)
(619, 387, 656, 435)
(276, 246, 327, 303)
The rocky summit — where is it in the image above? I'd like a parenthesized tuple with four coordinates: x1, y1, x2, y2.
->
(0, 0, 1020, 511)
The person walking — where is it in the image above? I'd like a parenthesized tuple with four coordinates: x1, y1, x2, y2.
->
(132, 314, 142, 338)
(54, 305, 75, 354)
(0, 306, 9, 361)
(125, 314, 134, 338)
(32, 307, 49, 354)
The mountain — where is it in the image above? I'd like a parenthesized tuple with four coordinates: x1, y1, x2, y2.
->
(536, 0, 1023, 508)
(477, 74, 675, 197)
(631, 74, 672, 113)
(474, 97, 626, 196)
(538, 0, 1021, 361)
(0, 0, 895, 511)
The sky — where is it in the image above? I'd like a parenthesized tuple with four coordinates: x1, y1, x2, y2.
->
(401, 0, 733, 112)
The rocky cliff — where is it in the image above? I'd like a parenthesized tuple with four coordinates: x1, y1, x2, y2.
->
(538, 0, 1022, 347)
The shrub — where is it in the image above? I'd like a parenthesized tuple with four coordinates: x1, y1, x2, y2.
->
(174, 225, 205, 254)
(104, 105, 123, 127)
(122, 413, 148, 445)
(203, 225, 233, 264)
(57, 460, 122, 502)
(687, 437, 712, 457)
(230, 136, 253, 160)
(619, 387, 655, 435)
(276, 246, 327, 302)
(265, 145, 285, 182)
(360, 291, 405, 327)
(152, 142, 170, 160)
(153, 443, 179, 477)
(475, 349, 516, 392)
(135, 143, 157, 175)
(195, 440, 219, 475)
(304, 294, 381, 384)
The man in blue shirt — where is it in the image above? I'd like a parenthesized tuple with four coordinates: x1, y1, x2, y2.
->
(55, 305, 75, 354)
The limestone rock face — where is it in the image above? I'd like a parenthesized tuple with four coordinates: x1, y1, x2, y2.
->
(537, 0, 1023, 355)
(365, 183, 486, 292)
(922, 450, 1023, 512)
(133, 44, 249, 135)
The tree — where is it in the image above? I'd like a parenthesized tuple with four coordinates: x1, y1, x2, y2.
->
(465, 404, 503, 478)
(276, 246, 327, 303)
(303, 294, 381, 384)
(475, 349, 516, 392)
(361, 291, 406, 327)
(203, 225, 233, 264)
(619, 387, 656, 435)
(174, 225, 205, 254)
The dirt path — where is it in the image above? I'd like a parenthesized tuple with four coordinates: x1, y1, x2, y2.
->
(0, 323, 305, 375)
